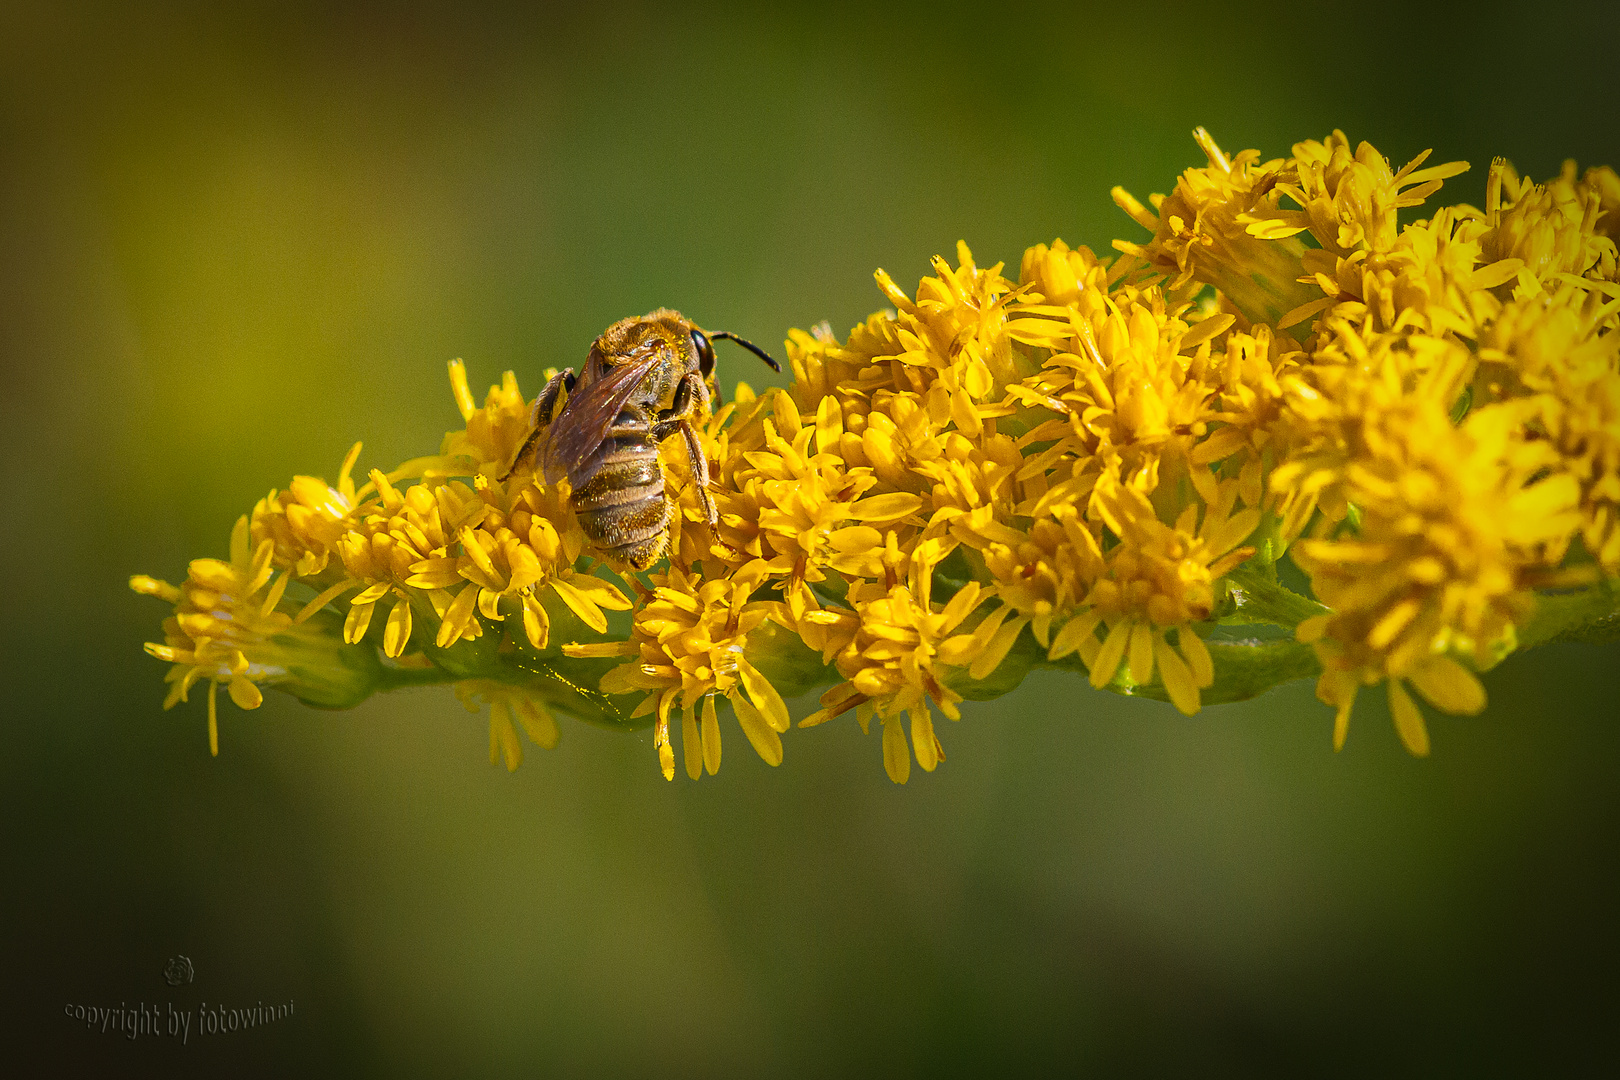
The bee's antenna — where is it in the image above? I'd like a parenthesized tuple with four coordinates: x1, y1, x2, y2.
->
(710, 330, 782, 372)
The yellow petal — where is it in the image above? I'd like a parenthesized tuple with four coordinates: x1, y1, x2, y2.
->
(567, 575, 633, 610)
(227, 675, 262, 710)
(701, 695, 722, 775)
(129, 574, 182, 603)
(1090, 620, 1130, 688)
(344, 601, 375, 645)
(229, 515, 250, 568)
(477, 587, 505, 622)
(1388, 680, 1431, 757)
(828, 526, 884, 553)
(1204, 508, 1261, 557)
(246, 539, 277, 597)
(261, 568, 291, 616)
(848, 492, 924, 522)
(1179, 629, 1214, 687)
(1127, 621, 1155, 685)
(383, 596, 413, 658)
(405, 558, 463, 589)
(561, 640, 636, 658)
(295, 580, 354, 624)
(732, 693, 783, 767)
(682, 707, 702, 780)
(941, 581, 985, 631)
(352, 581, 392, 605)
(522, 594, 551, 651)
(459, 526, 499, 580)
(1295, 614, 1329, 644)
(1408, 657, 1486, 715)
(881, 715, 910, 784)
(1179, 312, 1235, 349)
(436, 584, 480, 648)
(207, 682, 220, 756)
(910, 709, 939, 772)
(1048, 610, 1102, 660)
(969, 615, 1030, 681)
(737, 656, 790, 733)
(549, 576, 609, 633)
(1153, 635, 1200, 716)
(337, 439, 364, 498)
(448, 358, 476, 420)
(935, 633, 980, 667)
(653, 710, 675, 781)
(1031, 609, 1052, 649)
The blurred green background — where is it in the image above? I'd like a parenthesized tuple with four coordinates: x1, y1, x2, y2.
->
(5, 1, 1619, 1074)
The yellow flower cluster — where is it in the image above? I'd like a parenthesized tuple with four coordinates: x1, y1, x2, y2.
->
(130, 516, 384, 755)
(1117, 128, 1618, 752)
(134, 126, 1620, 777)
(614, 234, 1294, 780)
(134, 363, 630, 761)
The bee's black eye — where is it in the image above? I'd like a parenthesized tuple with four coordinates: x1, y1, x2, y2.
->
(690, 328, 714, 372)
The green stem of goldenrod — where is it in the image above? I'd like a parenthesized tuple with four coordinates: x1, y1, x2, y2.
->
(1033, 635, 1323, 707)
(1519, 577, 1620, 649)
(288, 571, 1620, 728)
(1112, 639, 1323, 707)
(375, 666, 462, 691)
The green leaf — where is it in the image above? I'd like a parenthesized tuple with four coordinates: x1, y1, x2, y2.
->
(1221, 562, 1327, 628)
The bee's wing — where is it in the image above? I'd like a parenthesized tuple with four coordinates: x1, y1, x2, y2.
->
(538, 351, 662, 486)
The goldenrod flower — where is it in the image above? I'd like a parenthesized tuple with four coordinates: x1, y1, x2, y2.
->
(981, 508, 1102, 652)
(426, 477, 628, 652)
(800, 538, 988, 783)
(1060, 473, 1249, 714)
(1474, 279, 1620, 571)
(132, 516, 382, 754)
(1270, 132, 1469, 258)
(568, 564, 790, 780)
(1480, 159, 1618, 290)
(248, 441, 368, 578)
(1292, 395, 1581, 753)
(1198, 325, 1307, 521)
(335, 474, 483, 654)
(1112, 127, 1319, 328)
(440, 360, 538, 478)
(454, 679, 560, 772)
(1005, 275, 1235, 501)
(710, 390, 919, 610)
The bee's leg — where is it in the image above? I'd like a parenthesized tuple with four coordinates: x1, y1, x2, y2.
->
(501, 368, 575, 481)
(679, 419, 717, 525)
(535, 368, 578, 421)
(653, 373, 717, 525)
(650, 371, 712, 438)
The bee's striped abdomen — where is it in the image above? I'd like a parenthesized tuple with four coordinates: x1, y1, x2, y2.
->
(570, 428, 670, 570)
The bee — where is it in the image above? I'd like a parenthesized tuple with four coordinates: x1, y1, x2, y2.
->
(502, 309, 780, 570)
